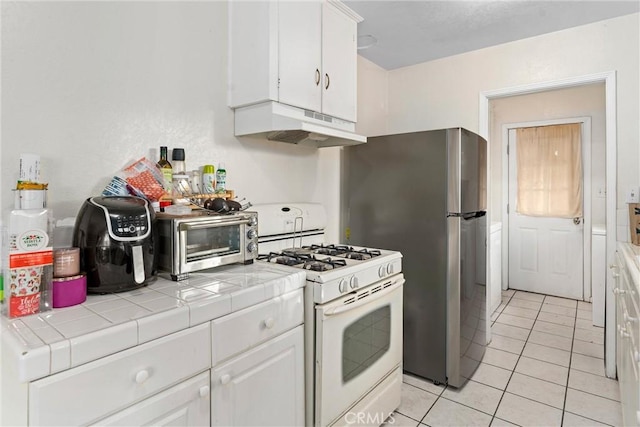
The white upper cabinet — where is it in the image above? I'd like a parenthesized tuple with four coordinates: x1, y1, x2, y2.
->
(321, 1, 358, 121)
(278, 1, 322, 113)
(228, 0, 362, 123)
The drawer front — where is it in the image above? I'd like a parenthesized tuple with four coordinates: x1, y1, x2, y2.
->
(29, 323, 211, 426)
(212, 288, 303, 365)
(92, 372, 210, 426)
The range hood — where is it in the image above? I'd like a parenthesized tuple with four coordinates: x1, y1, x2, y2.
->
(233, 101, 367, 147)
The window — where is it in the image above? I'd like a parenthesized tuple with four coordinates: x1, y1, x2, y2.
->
(516, 123, 582, 218)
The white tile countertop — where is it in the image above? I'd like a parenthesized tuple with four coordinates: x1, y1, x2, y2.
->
(1, 263, 306, 383)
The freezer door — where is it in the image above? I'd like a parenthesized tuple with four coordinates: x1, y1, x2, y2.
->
(447, 128, 487, 214)
(447, 214, 487, 388)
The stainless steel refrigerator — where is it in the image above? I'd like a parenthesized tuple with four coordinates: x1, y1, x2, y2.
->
(341, 128, 487, 387)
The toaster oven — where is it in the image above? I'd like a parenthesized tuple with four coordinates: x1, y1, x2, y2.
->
(157, 210, 258, 280)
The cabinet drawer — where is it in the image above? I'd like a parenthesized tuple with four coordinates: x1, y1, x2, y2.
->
(212, 288, 303, 365)
(92, 372, 210, 426)
(29, 323, 211, 426)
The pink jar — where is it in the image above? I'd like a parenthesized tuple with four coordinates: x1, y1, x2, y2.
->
(52, 274, 87, 308)
(53, 247, 80, 277)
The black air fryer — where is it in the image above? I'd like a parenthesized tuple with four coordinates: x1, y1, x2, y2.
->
(73, 196, 158, 293)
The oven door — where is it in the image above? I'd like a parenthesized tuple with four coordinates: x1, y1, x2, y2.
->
(178, 219, 248, 273)
(315, 274, 404, 426)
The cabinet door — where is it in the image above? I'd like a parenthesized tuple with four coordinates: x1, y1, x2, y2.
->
(321, 1, 357, 121)
(211, 326, 304, 427)
(278, 1, 322, 112)
(93, 372, 210, 426)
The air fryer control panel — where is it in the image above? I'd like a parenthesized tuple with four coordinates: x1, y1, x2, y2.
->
(89, 196, 153, 242)
(111, 213, 149, 238)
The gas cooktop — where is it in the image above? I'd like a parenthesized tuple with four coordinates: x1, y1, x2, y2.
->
(257, 244, 403, 304)
(257, 244, 384, 271)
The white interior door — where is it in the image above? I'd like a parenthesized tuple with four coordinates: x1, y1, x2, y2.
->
(507, 127, 584, 299)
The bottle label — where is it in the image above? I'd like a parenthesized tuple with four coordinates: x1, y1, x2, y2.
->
(215, 171, 226, 192)
(161, 168, 173, 191)
(202, 174, 215, 193)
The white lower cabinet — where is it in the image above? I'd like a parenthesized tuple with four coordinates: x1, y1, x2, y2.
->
(614, 246, 640, 426)
(211, 325, 305, 427)
(94, 372, 210, 426)
(28, 323, 211, 426)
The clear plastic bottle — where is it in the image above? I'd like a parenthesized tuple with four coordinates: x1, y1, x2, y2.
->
(171, 148, 186, 174)
(215, 163, 226, 193)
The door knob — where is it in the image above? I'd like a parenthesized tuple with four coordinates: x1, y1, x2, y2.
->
(573, 217, 581, 225)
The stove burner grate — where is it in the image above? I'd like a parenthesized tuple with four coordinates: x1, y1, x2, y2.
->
(302, 244, 381, 259)
(303, 256, 347, 271)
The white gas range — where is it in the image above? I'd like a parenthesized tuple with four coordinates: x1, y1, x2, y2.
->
(251, 204, 404, 427)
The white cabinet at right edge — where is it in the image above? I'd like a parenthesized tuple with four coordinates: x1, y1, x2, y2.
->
(228, 0, 362, 122)
(613, 243, 640, 426)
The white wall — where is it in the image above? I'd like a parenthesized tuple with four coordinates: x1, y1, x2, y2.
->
(490, 84, 606, 223)
(1, 2, 333, 229)
(383, 13, 639, 218)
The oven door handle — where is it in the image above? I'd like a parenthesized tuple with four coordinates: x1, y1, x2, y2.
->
(180, 219, 249, 231)
(322, 277, 404, 317)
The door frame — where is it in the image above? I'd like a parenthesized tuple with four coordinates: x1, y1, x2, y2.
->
(502, 117, 592, 300)
(479, 71, 617, 378)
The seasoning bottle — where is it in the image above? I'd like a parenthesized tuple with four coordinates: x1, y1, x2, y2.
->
(171, 148, 186, 174)
(202, 165, 215, 193)
(157, 146, 173, 191)
(215, 163, 226, 193)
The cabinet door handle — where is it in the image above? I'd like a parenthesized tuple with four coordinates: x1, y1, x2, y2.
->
(135, 369, 149, 384)
(625, 312, 638, 323)
(199, 385, 210, 398)
(220, 374, 231, 385)
(263, 317, 275, 329)
(315, 69, 320, 86)
(613, 287, 625, 295)
(325, 73, 330, 90)
(609, 264, 618, 269)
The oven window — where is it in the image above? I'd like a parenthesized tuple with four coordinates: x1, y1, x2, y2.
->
(342, 305, 391, 383)
(185, 226, 240, 262)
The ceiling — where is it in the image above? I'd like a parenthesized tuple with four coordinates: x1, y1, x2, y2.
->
(343, 1, 640, 70)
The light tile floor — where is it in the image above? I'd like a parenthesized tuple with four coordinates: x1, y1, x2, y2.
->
(387, 290, 621, 427)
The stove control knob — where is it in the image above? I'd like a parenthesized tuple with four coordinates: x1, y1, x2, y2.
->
(247, 229, 258, 239)
(350, 276, 359, 289)
(339, 279, 349, 293)
(248, 216, 258, 226)
(247, 242, 258, 253)
(378, 266, 387, 278)
(386, 263, 394, 275)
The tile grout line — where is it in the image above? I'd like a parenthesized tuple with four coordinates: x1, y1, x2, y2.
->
(560, 297, 579, 426)
(488, 290, 543, 426)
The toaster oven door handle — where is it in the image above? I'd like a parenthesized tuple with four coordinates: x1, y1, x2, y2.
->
(180, 219, 250, 231)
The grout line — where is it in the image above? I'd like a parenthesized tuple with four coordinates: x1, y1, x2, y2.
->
(417, 388, 441, 426)
(560, 295, 578, 426)
(488, 289, 542, 426)
(436, 394, 502, 419)
(566, 385, 622, 403)
(563, 410, 617, 427)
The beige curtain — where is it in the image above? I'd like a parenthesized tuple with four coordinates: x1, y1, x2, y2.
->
(516, 123, 582, 218)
